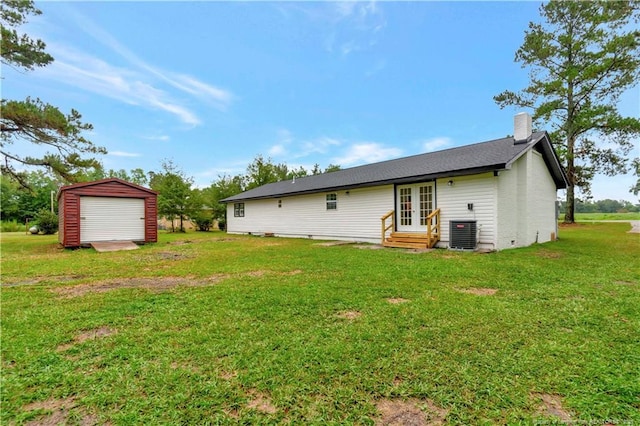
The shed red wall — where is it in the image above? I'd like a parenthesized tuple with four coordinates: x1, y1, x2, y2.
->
(144, 196, 158, 243)
(58, 179, 157, 247)
(59, 192, 80, 247)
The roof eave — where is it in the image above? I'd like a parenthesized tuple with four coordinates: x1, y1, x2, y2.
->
(58, 178, 157, 199)
(221, 165, 507, 202)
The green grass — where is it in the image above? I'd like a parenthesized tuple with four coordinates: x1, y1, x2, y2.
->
(574, 212, 640, 221)
(1, 225, 639, 424)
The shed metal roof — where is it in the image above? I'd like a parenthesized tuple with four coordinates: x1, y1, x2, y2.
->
(57, 178, 157, 198)
(222, 131, 568, 202)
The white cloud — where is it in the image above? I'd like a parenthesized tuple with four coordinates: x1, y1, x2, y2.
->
(42, 45, 202, 126)
(171, 74, 234, 109)
(195, 159, 251, 185)
(109, 151, 141, 158)
(298, 1, 386, 56)
(299, 136, 341, 157)
(269, 144, 288, 157)
(267, 128, 295, 157)
(334, 142, 402, 166)
(39, 6, 234, 125)
(422, 137, 454, 153)
(142, 135, 170, 142)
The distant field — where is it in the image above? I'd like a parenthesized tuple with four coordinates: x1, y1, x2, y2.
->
(573, 212, 640, 221)
(1, 224, 639, 424)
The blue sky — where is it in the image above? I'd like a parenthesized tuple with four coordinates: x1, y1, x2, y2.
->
(4, 1, 639, 201)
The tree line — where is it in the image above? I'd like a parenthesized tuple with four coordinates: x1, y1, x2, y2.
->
(0, 156, 341, 232)
(558, 199, 639, 214)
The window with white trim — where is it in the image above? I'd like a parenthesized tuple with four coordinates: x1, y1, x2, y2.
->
(326, 193, 337, 210)
(234, 202, 245, 217)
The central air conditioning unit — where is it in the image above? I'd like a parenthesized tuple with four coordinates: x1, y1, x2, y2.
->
(449, 220, 477, 250)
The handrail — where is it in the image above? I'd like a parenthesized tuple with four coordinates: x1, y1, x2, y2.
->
(381, 208, 440, 247)
(380, 210, 394, 244)
(426, 208, 441, 244)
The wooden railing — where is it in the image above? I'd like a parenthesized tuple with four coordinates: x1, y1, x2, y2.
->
(426, 208, 441, 244)
(380, 208, 441, 245)
(380, 210, 394, 244)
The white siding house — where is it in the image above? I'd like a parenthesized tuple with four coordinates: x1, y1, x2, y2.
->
(223, 114, 568, 251)
(228, 185, 393, 244)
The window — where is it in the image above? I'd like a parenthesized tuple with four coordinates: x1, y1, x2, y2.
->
(399, 187, 412, 225)
(234, 202, 245, 217)
(419, 185, 433, 226)
(326, 193, 337, 210)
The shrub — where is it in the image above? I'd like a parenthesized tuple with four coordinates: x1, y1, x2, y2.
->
(34, 209, 58, 235)
(1, 220, 24, 232)
(217, 219, 226, 231)
(191, 211, 213, 232)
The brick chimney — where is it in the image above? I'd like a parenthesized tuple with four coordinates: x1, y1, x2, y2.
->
(514, 112, 532, 142)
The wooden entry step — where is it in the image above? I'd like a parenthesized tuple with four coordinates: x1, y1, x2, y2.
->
(383, 232, 438, 249)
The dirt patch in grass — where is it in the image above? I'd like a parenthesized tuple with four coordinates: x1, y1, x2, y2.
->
(246, 390, 277, 414)
(75, 326, 116, 343)
(245, 270, 268, 277)
(224, 408, 240, 419)
(532, 393, 572, 422)
(155, 251, 192, 261)
(23, 397, 102, 426)
(439, 254, 459, 259)
(376, 398, 448, 426)
(404, 248, 434, 254)
(336, 310, 362, 320)
(57, 326, 116, 352)
(457, 288, 498, 296)
(614, 280, 637, 286)
(315, 241, 355, 247)
(354, 244, 385, 250)
(387, 298, 410, 304)
(535, 250, 563, 259)
(170, 361, 201, 373)
(3, 275, 86, 287)
(52, 269, 302, 298)
(24, 397, 77, 412)
(53, 275, 229, 298)
(219, 370, 238, 380)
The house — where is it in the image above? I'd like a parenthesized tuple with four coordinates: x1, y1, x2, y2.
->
(58, 178, 158, 247)
(222, 113, 568, 250)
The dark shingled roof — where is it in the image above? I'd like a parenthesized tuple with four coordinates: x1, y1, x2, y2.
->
(222, 131, 567, 202)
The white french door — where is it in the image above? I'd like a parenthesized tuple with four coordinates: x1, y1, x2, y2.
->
(396, 183, 435, 232)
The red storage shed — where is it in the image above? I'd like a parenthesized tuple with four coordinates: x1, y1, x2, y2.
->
(58, 178, 158, 247)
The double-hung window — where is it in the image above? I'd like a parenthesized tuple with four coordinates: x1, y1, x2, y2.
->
(234, 202, 245, 217)
(326, 193, 337, 210)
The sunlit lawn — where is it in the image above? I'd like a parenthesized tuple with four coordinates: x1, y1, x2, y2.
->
(1, 223, 639, 424)
(573, 212, 640, 221)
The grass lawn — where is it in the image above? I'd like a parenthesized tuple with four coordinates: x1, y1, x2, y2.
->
(573, 212, 640, 221)
(1, 224, 639, 425)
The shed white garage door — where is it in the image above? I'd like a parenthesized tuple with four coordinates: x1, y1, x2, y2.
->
(80, 197, 145, 243)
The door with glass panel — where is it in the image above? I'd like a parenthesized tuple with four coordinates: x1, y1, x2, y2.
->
(396, 183, 434, 232)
